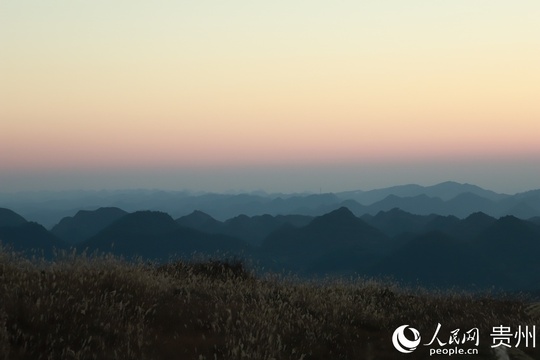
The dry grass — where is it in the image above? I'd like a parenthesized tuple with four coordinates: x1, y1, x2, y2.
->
(0, 248, 538, 360)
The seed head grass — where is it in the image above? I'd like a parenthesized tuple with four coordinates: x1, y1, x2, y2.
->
(0, 248, 538, 359)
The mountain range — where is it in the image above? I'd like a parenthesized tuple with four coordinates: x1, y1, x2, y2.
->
(2, 199, 540, 292)
(1, 182, 540, 228)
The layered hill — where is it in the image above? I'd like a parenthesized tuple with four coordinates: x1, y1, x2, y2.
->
(0, 208, 66, 257)
(177, 211, 312, 246)
(79, 211, 249, 260)
(4, 182, 540, 227)
(51, 207, 128, 244)
(261, 207, 389, 274)
(2, 203, 540, 292)
(0, 208, 28, 227)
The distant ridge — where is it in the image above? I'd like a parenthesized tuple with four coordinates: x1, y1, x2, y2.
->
(2, 204, 540, 291)
(80, 211, 248, 260)
(261, 207, 388, 273)
(176, 211, 312, 246)
(176, 210, 225, 233)
(337, 181, 509, 204)
(51, 207, 128, 244)
(361, 208, 436, 237)
(368, 231, 492, 288)
(4, 181, 538, 227)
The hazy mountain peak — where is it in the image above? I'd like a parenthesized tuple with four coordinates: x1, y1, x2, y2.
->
(0, 208, 27, 227)
(449, 191, 485, 200)
(106, 211, 178, 235)
(51, 207, 127, 244)
(318, 206, 356, 220)
(497, 215, 522, 224)
(464, 211, 494, 222)
(182, 210, 218, 223)
(478, 215, 538, 243)
(373, 208, 419, 220)
(308, 207, 378, 235)
(227, 214, 251, 223)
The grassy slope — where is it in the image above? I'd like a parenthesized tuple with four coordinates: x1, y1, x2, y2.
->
(0, 249, 539, 360)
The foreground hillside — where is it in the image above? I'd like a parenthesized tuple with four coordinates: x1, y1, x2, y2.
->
(1, 250, 539, 360)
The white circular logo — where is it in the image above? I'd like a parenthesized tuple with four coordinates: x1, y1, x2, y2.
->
(392, 325, 421, 353)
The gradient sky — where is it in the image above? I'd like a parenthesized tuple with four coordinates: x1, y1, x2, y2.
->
(1, 1, 539, 194)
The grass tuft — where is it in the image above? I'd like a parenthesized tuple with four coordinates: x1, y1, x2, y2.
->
(0, 248, 538, 359)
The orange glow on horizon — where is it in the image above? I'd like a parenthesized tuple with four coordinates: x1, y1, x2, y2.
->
(1, 0, 539, 186)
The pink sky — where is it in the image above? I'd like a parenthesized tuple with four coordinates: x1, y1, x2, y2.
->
(1, 1, 539, 193)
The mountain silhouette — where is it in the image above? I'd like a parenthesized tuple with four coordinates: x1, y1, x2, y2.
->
(2, 197, 540, 292)
(423, 215, 461, 236)
(0, 222, 66, 258)
(337, 181, 507, 204)
(368, 194, 445, 216)
(503, 201, 540, 220)
(261, 207, 388, 273)
(0, 208, 28, 227)
(223, 213, 313, 246)
(264, 193, 340, 217)
(3, 182, 540, 226)
(470, 216, 540, 290)
(444, 192, 493, 217)
(421, 211, 496, 241)
(51, 207, 128, 244)
(425, 181, 506, 201)
(450, 212, 497, 240)
(362, 208, 436, 237)
(80, 211, 248, 261)
(336, 199, 368, 216)
(176, 210, 225, 233)
(496, 191, 540, 219)
(177, 211, 312, 246)
(368, 231, 496, 289)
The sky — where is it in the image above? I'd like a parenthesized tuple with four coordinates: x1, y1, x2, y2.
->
(1, 1, 539, 194)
